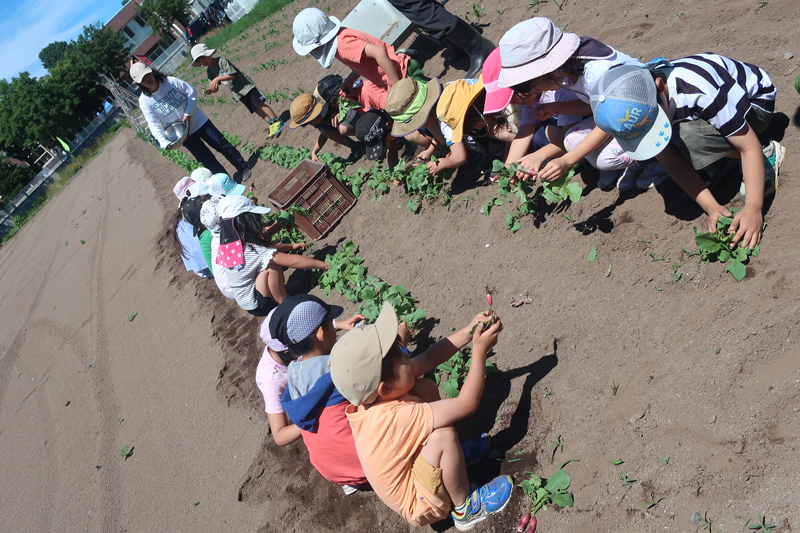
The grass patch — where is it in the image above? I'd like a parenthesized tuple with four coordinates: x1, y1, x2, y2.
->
(1, 195, 47, 247)
(46, 121, 128, 200)
(203, 0, 295, 48)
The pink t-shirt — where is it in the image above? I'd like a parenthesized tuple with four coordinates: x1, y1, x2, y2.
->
(346, 394, 449, 526)
(335, 28, 409, 110)
(255, 348, 288, 414)
(303, 402, 368, 486)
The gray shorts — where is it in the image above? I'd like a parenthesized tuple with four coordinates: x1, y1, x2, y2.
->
(670, 106, 773, 170)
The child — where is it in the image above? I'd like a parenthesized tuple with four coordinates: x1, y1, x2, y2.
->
(385, 76, 449, 160)
(287, 75, 365, 162)
(269, 295, 369, 492)
(329, 302, 512, 530)
(257, 306, 366, 446)
(216, 195, 329, 316)
(131, 62, 252, 180)
(354, 110, 399, 164)
(171, 178, 212, 279)
(496, 18, 653, 190)
(292, 8, 427, 110)
(191, 44, 285, 138)
(591, 58, 783, 249)
(427, 78, 514, 177)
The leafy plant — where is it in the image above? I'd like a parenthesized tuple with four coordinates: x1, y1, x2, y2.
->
(517, 469, 575, 516)
(610, 380, 619, 395)
(747, 514, 777, 532)
(619, 472, 637, 486)
(693, 209, 763, 281)
(338, 97, 362, 121)
(432, 346, 499, 398)
(393, 157, 452, 213)
(587, 244, 597, 262)
(541, 165, 582, 205)
(263, 205, 309, 245)
(127, 312, 137, 322)
(483, 161, 538, 232)
(119, 445, 133, 459)
(221, 131, 242, 147)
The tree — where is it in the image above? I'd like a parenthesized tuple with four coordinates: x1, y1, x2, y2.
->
(38, 41, 72, 71)
(0, 154, 35, 208)
(137, 0, 191, 38)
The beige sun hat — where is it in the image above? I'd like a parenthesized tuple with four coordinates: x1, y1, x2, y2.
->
(191, 44, 216, 66)
(496, 18, 580, 89)
(385, 77, 442, 137)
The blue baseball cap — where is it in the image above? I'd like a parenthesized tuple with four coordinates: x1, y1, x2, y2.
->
(590, 65, 672, 161)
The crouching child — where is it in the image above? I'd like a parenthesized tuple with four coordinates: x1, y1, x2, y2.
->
(329, 302, 513, 531)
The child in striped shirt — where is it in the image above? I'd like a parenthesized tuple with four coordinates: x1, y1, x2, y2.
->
(591, 55, 783, 249)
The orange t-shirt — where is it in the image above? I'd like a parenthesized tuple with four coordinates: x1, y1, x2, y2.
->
(345, 395, 450, 526)
(335, 28, 410, 110)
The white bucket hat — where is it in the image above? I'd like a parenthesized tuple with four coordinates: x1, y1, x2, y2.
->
(293, 8, 341, 65)
(191, 167, 213, 182)
(497, 18, 580, 89)
(191, 43, 216, 65)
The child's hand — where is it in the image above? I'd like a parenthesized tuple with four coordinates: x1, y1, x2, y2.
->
(337, 314, 366, 330)
(706, 204, 732, 233)
(466, 311, 492, 334)
(209, 80, 219, 91)
(293, 242, 307, 252)
(537, 157, 569, 181)
(729, 205, 763, 249)
(472, 318, 502, 354)
(398, 321, 412, 346)
(426, 159, 441, 176)
(514, 155, 542, 182)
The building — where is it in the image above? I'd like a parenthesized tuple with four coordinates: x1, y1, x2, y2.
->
(106, 1, 188, 75)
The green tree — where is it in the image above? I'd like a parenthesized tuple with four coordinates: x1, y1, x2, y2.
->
(38, 41, 72, 71)
(0, 73, 58, 153)
(0, 154, 36, 208)
(137, 0, 191, 38)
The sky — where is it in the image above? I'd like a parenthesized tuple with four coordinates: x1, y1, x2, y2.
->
(0, 0, 127, 81)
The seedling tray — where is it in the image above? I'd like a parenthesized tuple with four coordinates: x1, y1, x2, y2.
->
(267, 159, 356, 240)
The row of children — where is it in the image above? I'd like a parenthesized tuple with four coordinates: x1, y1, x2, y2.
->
(165, 10, 787, 530)
(286, 10, 783, 249)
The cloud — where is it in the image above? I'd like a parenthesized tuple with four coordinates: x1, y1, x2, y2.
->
(0, 0, 120, 81)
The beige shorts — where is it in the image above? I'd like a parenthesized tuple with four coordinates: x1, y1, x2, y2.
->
(412, 454, 451, 508)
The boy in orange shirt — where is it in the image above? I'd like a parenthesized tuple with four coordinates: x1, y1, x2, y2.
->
(329, 303, 513, 531)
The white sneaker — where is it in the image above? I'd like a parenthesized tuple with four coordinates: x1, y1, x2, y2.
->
(341, 484, 359, 495)
(740, 140, 784, 202)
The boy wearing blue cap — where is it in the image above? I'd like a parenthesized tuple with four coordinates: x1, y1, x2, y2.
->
(591, 56, 783, 250)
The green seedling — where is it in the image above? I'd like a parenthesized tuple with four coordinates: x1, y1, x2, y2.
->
(641, 495, 665, 509)
(587, 244, 597, 262)
(693, 208, 763, 281)
(605, 263, 612, 277)
(610, 380, 619, 396)
(542, 389, 553, 399)
(694, 510, 715, 533)
(695, 479, 701, 496)
(221, 131, 241, 147)
(552, 0, 564, 10)
(671, 10, 687, 21)
(649, 252, 666, 261)
(191, 501, 200, 507)
(611, 459, 624, 465)
(127, 312, 137, 322)
(619, 472, 637, 486)
(747, 514, 777, 532)
(656, 286, 662, 292)
(242, 141, 256, 154)
(119, 445, 133, 459)
(549, 435, 565, 458)
(559, 458, 579, 469)
(469, 3, 484, 20)
(671, 263, 682, 283)
(662, 457, 670, 464)
(517, 469, 574, 517)
(755, 0, 768, 10)
(714, 348, 721, 355)
(392, 157, 452, 213)
(80, 240, 86, 244)
(337, 97, 363, 121)
(527, 0, 540, 11)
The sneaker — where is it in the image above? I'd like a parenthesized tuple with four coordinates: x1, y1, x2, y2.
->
(346, 144, 365, 163)
(451, 475, 513, 531)
(740, 140, 784, 202)
(636, 161, 670, 190)
(597, 169, 623, 191)
(341, 484, 359, 495)
(461, 433, 490, 467)
(617, 164, 644, 192)
(268, 117, 285, 138)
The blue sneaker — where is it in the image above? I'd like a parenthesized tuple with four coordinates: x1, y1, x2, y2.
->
(451, 475, 513, 531)
(461, 433, 490, 467)
(636, 161, 670, 190)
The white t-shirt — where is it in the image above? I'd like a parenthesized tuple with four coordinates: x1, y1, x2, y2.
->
(224, 244, 277, 311)
(139, 76, 209, 149)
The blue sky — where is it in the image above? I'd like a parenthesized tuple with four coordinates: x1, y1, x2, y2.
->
(0, 0, 127, 81)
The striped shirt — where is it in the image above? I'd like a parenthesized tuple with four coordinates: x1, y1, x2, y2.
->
(224, 244, 276, 311)
(665, 54, 775, 138)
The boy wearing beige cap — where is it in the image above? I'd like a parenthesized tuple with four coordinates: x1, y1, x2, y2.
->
(329, 302, 513, 531)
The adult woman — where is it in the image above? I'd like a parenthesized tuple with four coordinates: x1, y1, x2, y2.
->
(130, 62, 251, 179)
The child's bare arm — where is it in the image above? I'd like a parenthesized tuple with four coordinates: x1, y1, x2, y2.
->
(363, 43, 401, 85)
(655, 144, 731, 232)
(209, 74, 235, 91)
(427, 320, 502, 429)
(538, 126, 610, 180)
(514, 142, 567, 183)
(271, 252, 329, 271)
(411, 312, 492, 378)
(726, 126, 764, 249)
(427, 142, 467, 176)
(273, 242, 306, 253)
(505, 123, 538, 166)
(267, 413, 302, 446)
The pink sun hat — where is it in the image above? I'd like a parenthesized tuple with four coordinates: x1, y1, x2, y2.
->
(482, 48, 513, 114)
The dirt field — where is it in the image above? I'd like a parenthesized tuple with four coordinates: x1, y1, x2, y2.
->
(1, 0, 799, 531)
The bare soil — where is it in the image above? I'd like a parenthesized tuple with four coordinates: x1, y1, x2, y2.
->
(1, 0, 799, 531)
